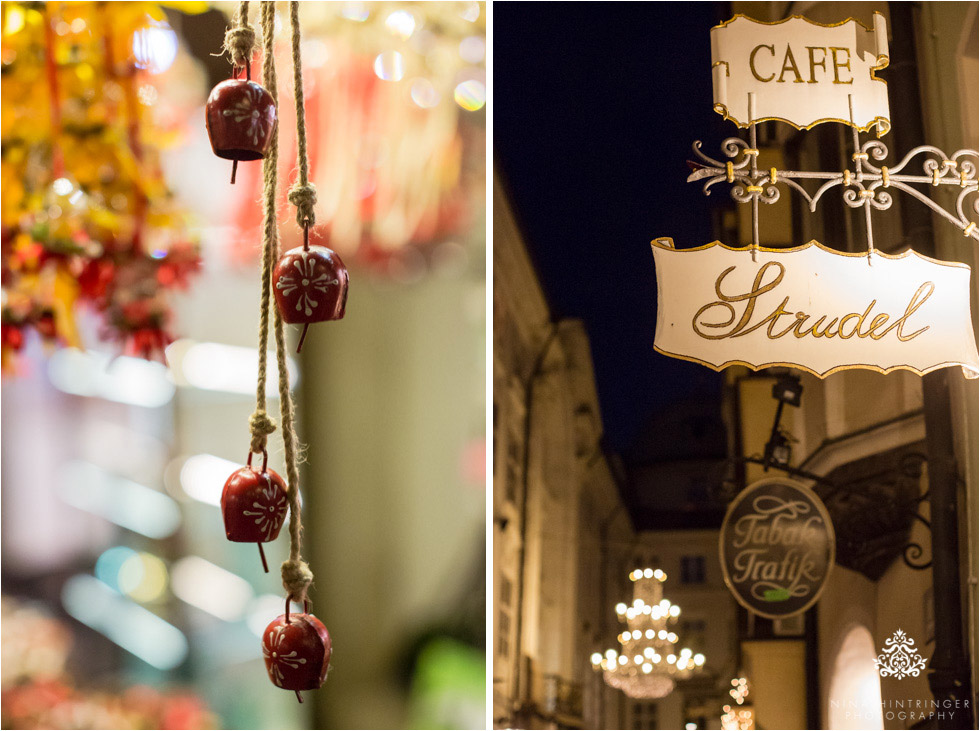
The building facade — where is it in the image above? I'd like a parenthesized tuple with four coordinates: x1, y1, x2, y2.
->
(492, 175, 637, 728)
(493, 175, 742, 729)
(717, 3, 979, 729)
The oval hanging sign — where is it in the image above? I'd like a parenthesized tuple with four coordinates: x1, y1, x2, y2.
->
(719, 477, 835, 618)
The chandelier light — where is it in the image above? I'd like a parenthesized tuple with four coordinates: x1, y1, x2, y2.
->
(590, 568, 705, 699)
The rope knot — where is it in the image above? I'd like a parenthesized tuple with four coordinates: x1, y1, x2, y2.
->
(223, 25, 256, 69)
(281, 559, 314, 602)
(288, 183, 318, 228)
(249, 409, 277, 453)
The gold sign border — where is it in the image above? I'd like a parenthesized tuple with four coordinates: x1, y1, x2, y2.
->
(649, 238, 978, 379)
(711, 12, 891, 137)
(650, 237, 971, 269)
(718, 477, 836, 621)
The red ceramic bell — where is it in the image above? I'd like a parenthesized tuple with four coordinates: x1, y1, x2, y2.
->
(273, 245, 348, 352)
(205, 78, 277, 183)
(262, 610, 332, 702)
(220, 452, 288, 572)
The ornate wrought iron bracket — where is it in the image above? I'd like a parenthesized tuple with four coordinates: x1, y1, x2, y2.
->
(687, 126, 980, 256)
(721, 453, 933, 572)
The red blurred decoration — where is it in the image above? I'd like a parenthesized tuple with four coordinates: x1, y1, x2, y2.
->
(1, 598, 218, 729)
(460, 437, 486, 487)
(77, 259, 117, 302)
(1, 3, 203, 374)
(1, 323, 25, 352)
(227, 48, 483, 276)
(34, 310, 57, 340)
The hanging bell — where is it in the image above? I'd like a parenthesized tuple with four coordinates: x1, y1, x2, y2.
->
(220, 451, 288, 572)
(205, 77, 277, 184)
(273, 245, 348, 352)
(262, 604, 332, 702)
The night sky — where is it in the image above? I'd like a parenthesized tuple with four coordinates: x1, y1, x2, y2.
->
(494, 2, 733, 452)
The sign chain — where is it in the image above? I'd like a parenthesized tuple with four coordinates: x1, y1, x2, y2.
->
(748, 92, 759, 262)
(848, 94, 875, 265)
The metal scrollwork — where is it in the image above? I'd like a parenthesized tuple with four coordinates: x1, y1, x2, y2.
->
(903, 541, 932, 570)
(896, 453, 933, 571)
(727, 452, 936, 573)
(687, 136, 980, 244)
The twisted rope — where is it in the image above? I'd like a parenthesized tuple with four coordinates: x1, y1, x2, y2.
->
(258, 0, 313, 605)
(287, 0, 317, 230)
(248, 410, 276, 454)
(246, 0, 276, 455)
(222, 1, 256, 71)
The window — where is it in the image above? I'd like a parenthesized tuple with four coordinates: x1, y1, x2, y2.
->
(680, 555, 706, 584)
(631, 701, 658, 730)
(497, 610, 510, 658)
(500, 577, 512, 607)
(497, 578, 513, 659)
(505, 438, 521, 503)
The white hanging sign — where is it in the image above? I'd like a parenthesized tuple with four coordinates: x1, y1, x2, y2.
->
(711, 13, 890, 136)
(650, 239, 980, 379)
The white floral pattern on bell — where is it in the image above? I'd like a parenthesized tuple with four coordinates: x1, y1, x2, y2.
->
(241, 481, 289, 541)
(275, 255, 339, 317)
(220, 83, 274, 146)
(263, 624, 308, 684)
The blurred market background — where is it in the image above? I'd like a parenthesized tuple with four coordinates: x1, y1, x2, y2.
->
(0, 1, 486, 728)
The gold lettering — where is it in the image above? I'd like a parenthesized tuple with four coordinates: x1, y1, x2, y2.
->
(837, 301, 876, 339)
(865, 313, 891, 339)
(876, 282, 934, 341)
(749, 44, 776, 82)
(691, 266, 934, 346)
(764, 299, 795, 338)
(772, 312, 806, 339)
(794, 315, 840, 339)
(730, 297, 793, 338)
(777, 45, 805, 83)
(806, 46, 827, 83)
(693, 262, 784, 339)
(829, 47, 853, 84)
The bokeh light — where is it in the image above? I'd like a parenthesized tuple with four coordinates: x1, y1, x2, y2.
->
(385, 10, 416, 40)
(459, 36, 485, 64)
(454, 80, 486, 111)
(374, 50, 405, 81)
(410, 77, 440, 108)
(117, 552, 169, 603)
(131, 22, 178, 74)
